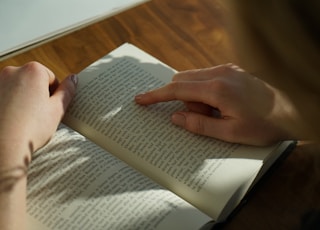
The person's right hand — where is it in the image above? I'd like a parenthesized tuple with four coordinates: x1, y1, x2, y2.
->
(135, 64, 297, 146)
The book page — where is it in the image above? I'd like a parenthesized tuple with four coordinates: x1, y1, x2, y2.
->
(63, 43, 291, 220)
(27, 124, 211, 229)
(27, 215, 50, 230)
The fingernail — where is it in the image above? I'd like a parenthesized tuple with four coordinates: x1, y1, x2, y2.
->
(135, 93, 145, 103)
(172, 113, 186, 127)
(69, 74, 78, 86)
(135, 94, 142, 100)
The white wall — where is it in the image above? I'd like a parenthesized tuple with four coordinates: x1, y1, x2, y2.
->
(0, 0, 147, 57)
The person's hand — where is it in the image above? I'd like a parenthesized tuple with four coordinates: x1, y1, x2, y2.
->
(135, 64, 296, 146)
(0, 62, 77, 230)
(0, 62, 77, 165)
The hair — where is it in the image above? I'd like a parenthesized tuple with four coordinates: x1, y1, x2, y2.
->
(226, 0, 320, 140)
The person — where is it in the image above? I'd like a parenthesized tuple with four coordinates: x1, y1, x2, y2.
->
(1, 1, 319, 229)
(0, 62, 77, 230)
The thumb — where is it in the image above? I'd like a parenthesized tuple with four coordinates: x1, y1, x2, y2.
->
(171, 111, 233, 141)
(50, 74, 78, 120)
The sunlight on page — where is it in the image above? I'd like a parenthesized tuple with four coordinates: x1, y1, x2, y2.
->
(100, 106, 123, 121)
(197, 157, 262, 194)
(86, 56, 115, 70)
(59, 188, 211, 230)
(28, 124, 211, 229)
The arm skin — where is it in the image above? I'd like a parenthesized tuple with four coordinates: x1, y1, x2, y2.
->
(135, 64, 299, 146)
(0, 62, 77, 230)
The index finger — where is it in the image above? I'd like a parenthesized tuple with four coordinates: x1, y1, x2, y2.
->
(173, 64, 240, 81)
(135, 80, 211, 105)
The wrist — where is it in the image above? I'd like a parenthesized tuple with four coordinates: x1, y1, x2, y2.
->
(0, 137, 31, 169)
(269, 86, 307, 140)
(0, 134, 30, 230)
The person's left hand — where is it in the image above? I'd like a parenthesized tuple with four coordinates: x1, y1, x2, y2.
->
(0, 62, 78, 230)
(0, 62, 77, 164)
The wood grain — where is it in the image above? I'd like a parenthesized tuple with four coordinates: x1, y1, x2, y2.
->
(1, 0, 319, 229)
(0, 0, 236, 80)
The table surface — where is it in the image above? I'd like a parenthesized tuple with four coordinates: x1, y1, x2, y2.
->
(1, 0, 320, 229)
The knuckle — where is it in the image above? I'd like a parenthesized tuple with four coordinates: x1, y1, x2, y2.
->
(168, 80, 180, 93)
(168, 80, 179, 88)
(22, 62, 43, 75)
(223, 123, 241, 143)
(21, 62, 53, 83)
(221, 65, 233, 73)
(208, 78, 230, 92)
(214, 63, 238, 76)
(185, 115, 206, 135)
(172, 69, 198, 81)
(0, 65, 15, 76)
(23, 61, 42, 70)
(172, 72, 183, 81)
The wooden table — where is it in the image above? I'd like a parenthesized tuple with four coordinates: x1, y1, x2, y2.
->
(1, 0, 319, 229)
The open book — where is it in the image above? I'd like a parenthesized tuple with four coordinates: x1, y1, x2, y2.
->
(27, 43, 295, 230)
